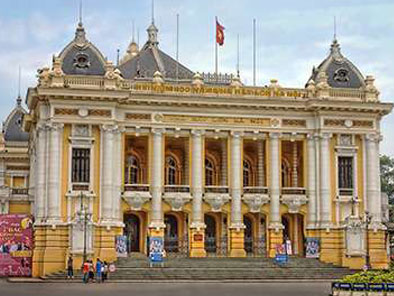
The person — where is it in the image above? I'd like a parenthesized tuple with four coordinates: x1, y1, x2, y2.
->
(101, 261, 108, 283)
(88, 260, 95, 283)
(95, 258, 102, 283)
(67, 256, 74, 279)
(82, 260, 89, 283)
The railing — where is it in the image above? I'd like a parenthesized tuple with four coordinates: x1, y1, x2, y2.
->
(124, 184, 150, 192)
(281, 187, 306, 195)
(244, 237, 267, 257)
(11, 188, 28, 195)
(201, 72, 234, 84)
(243, 187, 268, 194)
(64, 76, 104, 89)
(329, 88, 365, 100)
(204, 186, 229, 194)
(339, 188, 354, 196)
(71, 183, 89, 191)
(164, 185, 190, 193)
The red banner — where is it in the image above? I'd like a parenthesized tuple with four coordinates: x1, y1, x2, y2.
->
(0, 214, 33, 277)
(216, 19, 225, 46)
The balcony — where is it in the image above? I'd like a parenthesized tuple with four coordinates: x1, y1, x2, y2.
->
(71, 183, 89, 192)
(163, 185, 191, 212)
(122, 184, 151, 211)
(281, 187, 307, 214)
(11, 188, 29, 195)
(242, 187, 270, 213)
(203, 186, 230, 212)
(338, 188, 353, 197)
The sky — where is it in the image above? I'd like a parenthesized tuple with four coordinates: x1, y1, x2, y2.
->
(0, 0, 393, 155)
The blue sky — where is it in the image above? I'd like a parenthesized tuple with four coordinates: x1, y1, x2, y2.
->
(1, 0, 393, 155)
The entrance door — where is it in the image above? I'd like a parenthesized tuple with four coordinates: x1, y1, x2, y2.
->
(124, 214, 140, 253)
(244, 216, 253, 254)
(164, 214, 178, 252)
(204, 214, 216, 253)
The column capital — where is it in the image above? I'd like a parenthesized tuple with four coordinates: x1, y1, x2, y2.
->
(151, 127, 165, 135)
(191, 129, 205, 137)
(46, 122, 64, 131)
(365, 133, 382, 143)
(101, 124, 119, 134)
(269, 132, 281, 139)
(319, 132, 332, 140)
(230, 131, 244, 138)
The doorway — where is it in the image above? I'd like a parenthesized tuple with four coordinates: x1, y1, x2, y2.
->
(124, 213, 140, 253)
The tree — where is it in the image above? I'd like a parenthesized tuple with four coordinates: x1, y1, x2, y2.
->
(380, 155, 394, 203)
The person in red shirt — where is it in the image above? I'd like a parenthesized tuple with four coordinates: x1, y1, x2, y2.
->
(82, 260, 89, 283)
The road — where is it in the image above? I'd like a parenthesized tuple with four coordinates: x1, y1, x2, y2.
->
(0, 280, 332, 296)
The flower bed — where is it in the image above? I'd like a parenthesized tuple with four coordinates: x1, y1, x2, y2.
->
(332, 271, 394, 295)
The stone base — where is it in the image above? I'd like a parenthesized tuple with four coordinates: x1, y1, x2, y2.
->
(189, 229, 206, 257)
(319, 229, 343, 266)
(95, 226, 121, 263)
(368, 230, 388, 269)
(268, 228, 283, 258)
(229, 229, 246, 257)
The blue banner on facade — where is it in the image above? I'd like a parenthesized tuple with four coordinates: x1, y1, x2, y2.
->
(305, 237, 320, 258)
(115, 235, 128, 257)
(149, 237, 164, 263)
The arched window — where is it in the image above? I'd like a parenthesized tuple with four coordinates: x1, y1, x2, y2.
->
(243, 160, 252, 187)
(281, 159, 291, 187)
(165, 156, 178, 185)
(205, 158, 215, 186)
(125, 155, 139, 184)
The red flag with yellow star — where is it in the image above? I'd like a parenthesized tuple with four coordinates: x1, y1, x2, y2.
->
(216, 18, 225, 46)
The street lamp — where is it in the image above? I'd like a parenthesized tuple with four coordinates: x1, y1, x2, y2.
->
(364, 210, 372, 270)
(78, 191, 91, 264)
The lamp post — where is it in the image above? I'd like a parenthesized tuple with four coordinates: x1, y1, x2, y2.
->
(364, 210, 372, 270)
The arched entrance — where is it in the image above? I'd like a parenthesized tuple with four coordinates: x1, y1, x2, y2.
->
(244, 216, 253, 254)
(282, 214, 305, 256)
(164, 214, 179, 252)
(204, 214, 216, 254)
(124, 213, 140, 253)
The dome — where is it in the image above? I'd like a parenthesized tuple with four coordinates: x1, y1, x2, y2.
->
(58, 22, 106, 76)
(3, 100, 29, 142)
(307, 39, 365, 89)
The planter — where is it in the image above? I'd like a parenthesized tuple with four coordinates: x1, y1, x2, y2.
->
(332, 282, 394, 296)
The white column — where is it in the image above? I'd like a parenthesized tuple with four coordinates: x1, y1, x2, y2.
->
(320, 133, 332, 229)
(35, 124, 47, 222)
(293, 215, 299, 255)
(269, 133, 281, 229)
(366, 134, 382, 226)
(149, 128, 165, 228)
(191, 130, 204, 228)
(101, 125, 114, 223)
(112, 128, 123, 225)
(257, 140, 265, 187)
(47, 123, 63, 222)
(183, 139, 190, 185)
(307, 134, 317, 228)
(221, 138, 228, 186)
(230, 132, 243, 228)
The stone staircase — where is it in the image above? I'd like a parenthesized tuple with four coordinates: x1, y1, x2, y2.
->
(44, 255, 355, 282)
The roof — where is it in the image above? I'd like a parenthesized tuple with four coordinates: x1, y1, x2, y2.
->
(118, 23, 194, 80)
(3, 100, 29, 142)
(307, 39, 365, 89)
(58, 22, 106, 76)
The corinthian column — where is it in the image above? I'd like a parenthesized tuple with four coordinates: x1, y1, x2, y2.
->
(112, 127, 123, 226)
(149, 128, 165, 230)
(35, 124, 47, 222)
(269, 132, 281, 229)
(101, 125, 115, 223)
(319, 133, 332, 229)
(257, 140, 265, 187)
(306, 134, 317, 229)
(191, 130, 204, 228)
(47, 123, 63, 223)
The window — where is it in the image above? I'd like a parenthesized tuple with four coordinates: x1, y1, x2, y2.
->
(125, 156, 139, 184)
(243, 160, 252, 187)
(165, 156, 177, 185)
(338, 156, 353, 189)
(72, 148, 90, 183)
(205, 158, 215, 186)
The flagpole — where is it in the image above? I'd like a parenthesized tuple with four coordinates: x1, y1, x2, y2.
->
(176, 13, 179, 83)
(215, 16, 218, 80)
(253, 18, 256, 86)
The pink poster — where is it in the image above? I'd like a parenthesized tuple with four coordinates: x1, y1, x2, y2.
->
(0, 214, 33, 277)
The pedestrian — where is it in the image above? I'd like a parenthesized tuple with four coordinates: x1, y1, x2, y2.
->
(82, 260, 89, 283)
(95, 258, 102, 283)
(67, 256, 74, 279)
(88, 260, 95, 283)
(102, 261, 108, 282)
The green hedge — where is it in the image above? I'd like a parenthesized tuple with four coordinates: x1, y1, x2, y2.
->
(341, 271, 394, 284)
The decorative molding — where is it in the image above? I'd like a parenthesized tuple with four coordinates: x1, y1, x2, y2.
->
(281, 195, 308, 214)
(162, 114, 271, 127)
(324, 118, 373, 128)
(122, 192, 151, 211)
(203, 194, 230, 212)
(353, 120, 374, 128)
(125, 113, 151, 121)
(242, 194, 270, 213)
(163, 193, 192, 211)
(282, 119, 306, 128)
(88, 109, 111, 117)
(54, 108, 112, 118)
(54, 108, 78, 116)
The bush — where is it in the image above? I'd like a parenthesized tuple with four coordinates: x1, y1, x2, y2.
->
(341, 271, 394, 284)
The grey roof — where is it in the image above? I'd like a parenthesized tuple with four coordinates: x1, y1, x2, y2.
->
(118, 24, 194, 80)
(307, 39, 365, 89)
(3, 104, 29, 142)
(59, 22, 106, 76)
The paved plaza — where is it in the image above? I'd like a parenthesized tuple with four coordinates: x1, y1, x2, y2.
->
(0, 280, 331, 296)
